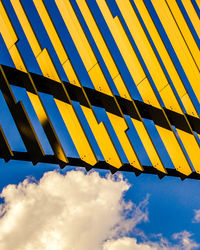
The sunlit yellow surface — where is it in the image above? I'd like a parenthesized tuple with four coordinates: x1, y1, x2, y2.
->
(159, 84, 182, 113)
(151, 0, 200, 102)
(32, 0, 80, 87)
(115, 0, 168, 92)
(62, 60, 81, 87)
(76, 0, 132, 100)
(55, 0, 96, 71)
(88, 63, 113, 95)
(134, 0, 199, 118)
(107, 113, 143, 170)
(36, 49, 98, 165)
(131, 119, 167, 173)
(32, 0, 68, 64)
(55, 100, 98, 166)
(166, 0, 200, 71)
(76, 0, 118, 79)
(0, 1, 18, 48)
(137, 78, 160, 108)
(181, 94, 198, 117)
(0, 0, 199, 174)
(81, 106, 123, 168)
(97, 0, 195, 175)
(181, 0, 200, 38)
(10, 0, 41, 57)
(26, 89, 69, 164)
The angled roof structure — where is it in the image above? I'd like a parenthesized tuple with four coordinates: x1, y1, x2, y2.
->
(0, 0, 199, 180)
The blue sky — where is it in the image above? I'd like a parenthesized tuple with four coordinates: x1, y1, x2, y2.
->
(0, 0, 200, 249)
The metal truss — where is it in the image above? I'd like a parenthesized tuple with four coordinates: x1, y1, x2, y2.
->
(0, 0, 200, 180)
(1, 65, 200, 180)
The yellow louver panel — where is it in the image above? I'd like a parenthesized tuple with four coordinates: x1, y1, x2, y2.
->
(0, 0, 200, 179)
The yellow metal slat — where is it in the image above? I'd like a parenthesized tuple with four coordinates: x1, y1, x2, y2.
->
(10, 0, 41, 57)
(96, 0, 168, 173)
(181, 93, 198, 117)
(0, 2, 26, 72)
(165, 0, 200, 70)
(107, 113, 143, 170)
(32, 0, 81, 87)
(134, 0, 198, 118)
(55, 0, 97, 71)
(36, 49, 98, 166)
(177, 128, 200, 173)
(25, 91, 68, 164)
(10, 0, 124, 168)
(151, 0, 200, 101)
(98, 0, 197, 175)
(131, 119, 167, 173)
(196, 0, 200, 9)
(156, 125, 192, 175)
(9, 45, 27, 72)
(36, 49, 60, 81)
(55, 0, 145, 169)
(81, 106, 123, 169)
(115, 0, 168, 92)
(87, 63, 113, 95)
(62, 60, 81, 87)
(113, 74, 132, 100)
(0, 1, 18, 49)
(159, 84, 182, 113)
(96, 0, 146, 85)
(76, 0, 118, 79)
(137, 78, 160, 108)
(32, 0, 68, 64)
(181, 0, 200, 38)
(55, 100, 98, 165)
(5, 0, 96, 166)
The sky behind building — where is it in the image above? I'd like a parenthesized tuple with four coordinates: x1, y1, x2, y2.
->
(0, 0, 200, 249)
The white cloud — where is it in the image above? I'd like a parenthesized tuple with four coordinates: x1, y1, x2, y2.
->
(103, 237, 158, 250)
(192, 209, 200, 223)
(0, 169, 198, 250)
(172, 231, 199, 250)
(0, 170, 149, 250)
(103, 231, 199, 250)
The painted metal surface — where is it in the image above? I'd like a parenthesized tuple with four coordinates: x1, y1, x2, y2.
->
(0, 0, 199, 179)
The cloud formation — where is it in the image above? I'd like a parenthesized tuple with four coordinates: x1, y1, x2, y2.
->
(0, 170, 149, 250)
(0, 170, 198, 250)
(193, 209, 200, 223)
(103, 231, 199, 250)
(172, 231, 199, 250)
